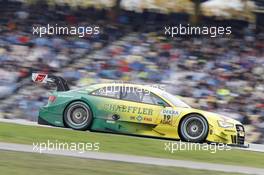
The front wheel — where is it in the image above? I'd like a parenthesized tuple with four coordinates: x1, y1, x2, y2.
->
(180, 114, 208, 143)
(64, 101, 92, 130)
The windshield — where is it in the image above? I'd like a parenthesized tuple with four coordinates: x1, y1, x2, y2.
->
(153, 89, 190, 108)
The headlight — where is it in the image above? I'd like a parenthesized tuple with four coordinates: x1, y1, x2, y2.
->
(217, 120, 234, 128)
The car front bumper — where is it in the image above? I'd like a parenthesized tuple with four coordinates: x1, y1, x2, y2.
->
(207, 124, 246, 146)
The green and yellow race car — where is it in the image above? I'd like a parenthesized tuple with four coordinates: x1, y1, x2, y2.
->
(32, 73, 245, 146)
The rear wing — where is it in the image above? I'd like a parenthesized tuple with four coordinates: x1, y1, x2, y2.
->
(32, 73, 70, 91)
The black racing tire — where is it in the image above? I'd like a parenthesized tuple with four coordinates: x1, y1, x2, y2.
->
(179, 114, 208, 143)
(64, 101, 92, 131)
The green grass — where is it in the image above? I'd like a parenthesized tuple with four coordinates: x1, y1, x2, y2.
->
(0, 151, 244, 175)
(0, 122, 263, 168)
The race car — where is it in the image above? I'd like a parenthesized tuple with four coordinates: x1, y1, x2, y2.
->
(32, 73, 245, 146)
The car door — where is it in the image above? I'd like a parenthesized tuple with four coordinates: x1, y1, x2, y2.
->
(117, 88, 179, 137)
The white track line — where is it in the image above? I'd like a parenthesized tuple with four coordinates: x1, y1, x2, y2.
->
(0, 118, 40, 126)
(239, 144, 264, 153)
(0, 142, 264, 175)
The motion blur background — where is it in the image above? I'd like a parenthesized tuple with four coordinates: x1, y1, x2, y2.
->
(0, 0, 263, 143)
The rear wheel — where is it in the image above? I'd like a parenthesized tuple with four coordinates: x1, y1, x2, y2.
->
(180, 114, 208, 143)
(64, 101, 92, 130)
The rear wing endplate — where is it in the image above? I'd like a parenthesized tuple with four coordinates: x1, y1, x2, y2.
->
(32, 73, 70, 91)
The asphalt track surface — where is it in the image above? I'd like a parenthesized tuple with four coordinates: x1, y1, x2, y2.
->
(1, 118, 264, 175)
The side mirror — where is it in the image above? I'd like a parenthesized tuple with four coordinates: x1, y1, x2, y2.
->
(157, 101, 166, 108)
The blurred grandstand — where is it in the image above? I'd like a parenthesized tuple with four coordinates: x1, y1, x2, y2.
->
(0, 0, 263, 143)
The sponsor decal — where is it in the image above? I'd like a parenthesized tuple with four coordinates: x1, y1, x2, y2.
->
(104, 104, 153, 116)
(55, 121, 61, 124)
(32, 73, 48, 83)
(106, 120, 116, 124)
(224, 129, 235, 133)
(143, 117, 152, 122)
(162, 109, 180, 116)
(136, 116, 143, 121)
(130, 116, 136, 120)
(130, 116, 152, 122)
